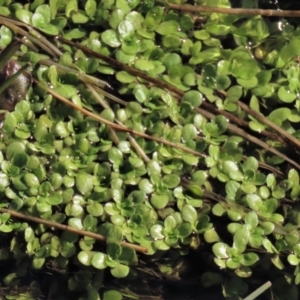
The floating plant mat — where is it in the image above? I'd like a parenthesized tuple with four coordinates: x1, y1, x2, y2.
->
(0, 0, 300, 299)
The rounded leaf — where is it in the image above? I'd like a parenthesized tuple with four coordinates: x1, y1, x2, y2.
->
(182, 205, 197, 224)
(92, 252, 107, 269)
(110, 263, 130, 278)
(212, 242, 229, 259)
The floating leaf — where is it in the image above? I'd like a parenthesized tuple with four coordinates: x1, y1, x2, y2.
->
(76, 172, 93, 195)
(156, 20, 179, 35)
(182, 205, 197, 224)
(212, 242, 229, 259)
(110, 263, 130, 278)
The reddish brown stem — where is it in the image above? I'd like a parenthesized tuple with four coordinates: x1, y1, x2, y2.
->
(0, 208, 148, 254)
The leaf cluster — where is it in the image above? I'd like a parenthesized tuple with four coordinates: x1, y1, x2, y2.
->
(1, 0, 300, 299)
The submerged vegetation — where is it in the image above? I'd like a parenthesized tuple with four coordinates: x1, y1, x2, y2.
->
(1, 0, 300, 299)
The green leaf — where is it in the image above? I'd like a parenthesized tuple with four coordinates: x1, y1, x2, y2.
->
(24, 173, 40, 188)
(118, 20, 135, 40)
(134, 59, 155, 71)
(101, 29, 121, 47)
(92, 252, 107, 269)
(15, 9, 33, 24)
(244, 212, 258, 229)
(262, 238, 278, 253)
(103, 290, 123, 300)
(85, 0, 97, 18)
(68, 218, 83, 230)
(78, 250, 93, 266)
(110, 263, 130, 278)
(246, 194, 262, 210)
(260, 222, 275, 235)
(278, 86, 296, 103)
(212, 242, 229, 259)
(47, 192, 62, 205)
(182, 205, 197, 224)
(116, 71, 135, 83)
(150, 194, 169, 209)
(177, 223, 193, 238)
(287, 254, 299, 266)
(280, 38, 300, 62)
(182, 124, 198, 141)
(241, 252, 259, 266)
(107, 225, 123, 243)
(268, 108, 291, 125)
(107, 242, 122, 260)
(156, 20, 179, 35)
(204, 228, 220, 243)
(0, 224, 13, 233)
(212, 203, 226, 216)
(87, 202, 103, 217)
(162, 174, 180, 189)
(242, 157, 258, 172)
(25, 227, 35, 243)
(6, 142, 26, 160)
(150, 224, 164, 239)
(108, 147, 123, 165)
(76, 172, 93, 195)
(205, 24, 231, 36)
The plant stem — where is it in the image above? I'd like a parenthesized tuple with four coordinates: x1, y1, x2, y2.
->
(166, 3, 300, 17)
(0, 208, 148, 253)
(198, 107, 300, 171)
(57, 37, 184, 96)
(238, 101, 300, 151)
(34, 78, 205, 158)
(87, 83, 150, 162)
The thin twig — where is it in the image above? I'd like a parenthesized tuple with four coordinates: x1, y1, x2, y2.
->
(94, 86, 128, 106)
(238, 101, 300, 151)
(0, 15, 62, 57)
(198, 107, 300, 172)
(33, 78, 205, 158)
(87, 83, 150, 162)
(57, 38, 295, 168)
(0, 17, 57, 57)
(199, 102, 287, 145)
(166, 3, 300, 17)
(0, 208, 148, 253)
(57, 37, 184, 96)
(39, 59, 108, 88)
